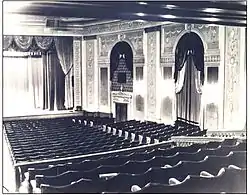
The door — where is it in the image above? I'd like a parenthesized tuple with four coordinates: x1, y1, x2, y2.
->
(115, 103, 128, 122)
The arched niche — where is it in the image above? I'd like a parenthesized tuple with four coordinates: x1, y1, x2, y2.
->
(174, 31, 205, 124)
(109, 41, 133, 81)
(174, 31, 205, 84)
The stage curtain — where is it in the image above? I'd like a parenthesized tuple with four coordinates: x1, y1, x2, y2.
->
(47, 51, 65, 111)
(30, 55, 44, 109)
(54, 37, 73, 109)
(3, 55, 34, 116)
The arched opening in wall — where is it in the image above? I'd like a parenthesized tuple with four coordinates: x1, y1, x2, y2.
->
(174, 32, 204, 124)
(110, 41, 133, 92)
(110, 41, 133, 122)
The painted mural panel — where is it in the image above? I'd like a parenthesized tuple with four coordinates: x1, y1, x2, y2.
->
(100, 67, 109, 106)
(86, 40, 95, 106)
(147, 31, 157, 117)
(224, 27, 241, 129)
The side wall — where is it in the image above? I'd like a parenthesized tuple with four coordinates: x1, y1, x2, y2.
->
(79, 21, 246, 132)
(7, 18, 245, 132)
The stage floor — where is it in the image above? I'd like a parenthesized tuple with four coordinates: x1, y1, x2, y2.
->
(3, 109, 83, 121)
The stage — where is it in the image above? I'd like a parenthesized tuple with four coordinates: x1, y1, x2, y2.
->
(3, 109, 83, 121)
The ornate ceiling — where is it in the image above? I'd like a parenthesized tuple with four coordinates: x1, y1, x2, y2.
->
(3, 1, 246, 27)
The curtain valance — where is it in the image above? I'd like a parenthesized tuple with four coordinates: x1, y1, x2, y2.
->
(3, 36, 14, 50)
(35, 36, 54, 50)
(3, 35, 54, 52)
(174, 32, 205, 85)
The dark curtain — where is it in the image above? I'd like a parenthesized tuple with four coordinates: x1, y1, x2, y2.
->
(174, 32, 204, 124)
(174, 32, 204, 85)
(47, 51, 65, 110)
(54, 37, 73, 109)
(176, 55, 201, 123)
(42, 52, 49, 109)
(3, 35, 67, 112)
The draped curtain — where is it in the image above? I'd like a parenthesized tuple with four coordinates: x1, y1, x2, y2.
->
(30, 56, 44, 109)
(47, 51, 65, 111)
(54, 37, 73, 109)
(3, 54, 43, 116)
(176, 55, 201, 123)
(3, 35, 68, 116)
(174, 32, 204, 124)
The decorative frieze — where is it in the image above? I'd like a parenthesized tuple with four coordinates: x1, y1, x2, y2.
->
(99, 34, 118, 57)
(86, 40, 95, 106)
(98, 57, 110, 65)
(160, 54, 220, 66)
(81, 20, 161, 36)
(99, 30, 144, 58)
(207, 131, 247, 138)
(118, 31, 144, 56)
(73, 37, 82, 108)
(112, 91, 133, 104)
(147, 31, 157, 117)
(133, 57, 145, 64)
(204, 54, 220, 63)
(161, 56, 174, 64)
(193, 24, 219, 50)
(162, 23, 185, 55)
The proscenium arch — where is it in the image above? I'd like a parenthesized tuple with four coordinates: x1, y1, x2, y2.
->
(109, 41, 133, 81)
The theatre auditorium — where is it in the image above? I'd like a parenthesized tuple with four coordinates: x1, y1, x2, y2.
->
(2, 1, 247, 193)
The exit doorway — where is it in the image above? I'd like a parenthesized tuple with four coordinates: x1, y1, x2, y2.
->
(115, 103, 128, 122)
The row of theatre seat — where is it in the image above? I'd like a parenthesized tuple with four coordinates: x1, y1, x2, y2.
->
(104, 119, 206, 143)
(4, 117, 205, 163)
(22, 139, 246, 193)
(4, 118, 143, 163)
(3, 117, 246, 193)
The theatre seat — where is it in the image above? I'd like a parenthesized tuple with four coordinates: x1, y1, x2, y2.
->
(133, 168, 246, 194)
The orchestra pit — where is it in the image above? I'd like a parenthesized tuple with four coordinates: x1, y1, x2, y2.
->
(2, 1, 247, 194)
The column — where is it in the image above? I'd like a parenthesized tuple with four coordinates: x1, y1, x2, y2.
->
(145, 26, 161, 122)
(224, 26, 245, 130)
(73, 37, 82, 110)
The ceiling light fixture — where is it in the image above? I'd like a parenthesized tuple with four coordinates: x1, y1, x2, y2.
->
(136, 12, 146, 17)
(203, 8, 221, 13)
(165, 4, 177, 9)
(135, 19, 146, 23)
(206, 17, 220, 22)
(161, 14, 176, 19)
(138, 2, 148, 5)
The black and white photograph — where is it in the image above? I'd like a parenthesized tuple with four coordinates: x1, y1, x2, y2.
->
(1, 1, 247, 194)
